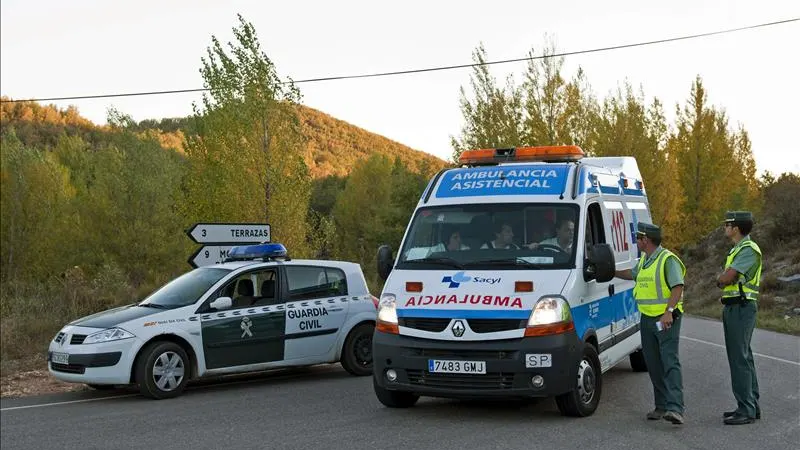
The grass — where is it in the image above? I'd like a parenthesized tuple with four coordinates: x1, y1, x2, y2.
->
(688, 303, 800, 336)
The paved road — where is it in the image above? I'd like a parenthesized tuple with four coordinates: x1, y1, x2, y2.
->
(2, 316, 798, 450)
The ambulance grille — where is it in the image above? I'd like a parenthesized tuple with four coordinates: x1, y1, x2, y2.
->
(398, 318, 449, 332)
(70, 334, 87, 345)
(407, 348, 517, 360)
(467, 319, 525, 333)
(54, 332, 66, 344)
(407, 370, 514, 390)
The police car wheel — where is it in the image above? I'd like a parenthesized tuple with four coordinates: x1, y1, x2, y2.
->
(340, 323, 374, 376)
(629, 349, 648, 372)
(373, 376, 419, 408)
(555, 344, 602, 417)
(136, 341, 189, 400)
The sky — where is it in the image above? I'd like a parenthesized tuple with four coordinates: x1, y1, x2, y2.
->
(1, 0, 798, 175)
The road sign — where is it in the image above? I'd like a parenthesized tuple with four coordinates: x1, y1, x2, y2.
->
(186, 223, 270, 244)
(188, 244, 240, 268)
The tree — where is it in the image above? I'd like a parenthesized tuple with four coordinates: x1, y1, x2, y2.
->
(182, 14, 312, 256)
(450, 43, 524, 162)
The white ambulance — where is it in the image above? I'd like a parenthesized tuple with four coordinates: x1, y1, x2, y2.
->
(373, 146, 651, 416)
(48, 243, 377, 399)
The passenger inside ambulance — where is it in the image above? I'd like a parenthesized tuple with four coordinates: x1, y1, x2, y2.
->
(399, 205, 578, 269)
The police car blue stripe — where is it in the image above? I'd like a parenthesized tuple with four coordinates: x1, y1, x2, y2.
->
(397, 308, 530, 319)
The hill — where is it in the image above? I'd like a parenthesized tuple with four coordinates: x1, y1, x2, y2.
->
(0, 99, 448, 180)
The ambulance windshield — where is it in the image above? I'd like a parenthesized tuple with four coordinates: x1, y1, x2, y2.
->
(397, 203, 579, 270)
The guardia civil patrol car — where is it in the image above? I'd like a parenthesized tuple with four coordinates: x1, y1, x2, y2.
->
(374, 146, 652, 416)
(48, 243, 377, 399)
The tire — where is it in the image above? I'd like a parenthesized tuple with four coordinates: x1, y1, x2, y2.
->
(555, 343, 602, 417)
(373, 376, 419, 408)
(135, 341, 190, 399)
(340, 323, 374, 376)
(87, 384, 117, 390)
(629, 349, 648, 372)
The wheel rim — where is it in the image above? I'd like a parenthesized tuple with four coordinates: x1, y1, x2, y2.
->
(152, 351, 185, 392)
(353, 334, 373, 367)
(576, 359, 596, 404)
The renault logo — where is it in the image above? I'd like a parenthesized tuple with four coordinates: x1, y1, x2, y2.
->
(451, 320, 465, 337)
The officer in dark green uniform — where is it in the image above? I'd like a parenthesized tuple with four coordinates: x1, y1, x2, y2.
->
(716, 211, 762, 425)
(616, 222, 686, 425)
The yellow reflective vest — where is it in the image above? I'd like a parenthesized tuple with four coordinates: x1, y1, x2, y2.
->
(722, 238, 762, 301)
(633, 249, 686, 317)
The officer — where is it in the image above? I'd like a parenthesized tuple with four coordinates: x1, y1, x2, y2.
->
(715, 211, 762, 425)
(615, 222, 686, 425)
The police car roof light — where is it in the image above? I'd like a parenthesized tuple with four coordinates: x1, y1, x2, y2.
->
(225, 243, 288, 262)
(459, 145, 585, 166)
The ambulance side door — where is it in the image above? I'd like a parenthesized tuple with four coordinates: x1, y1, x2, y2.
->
(282, 265, 350, 361)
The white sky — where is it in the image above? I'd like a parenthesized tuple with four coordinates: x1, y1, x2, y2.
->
(2, 0, 798, 175)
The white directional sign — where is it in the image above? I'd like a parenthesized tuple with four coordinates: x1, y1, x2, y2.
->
(188, 245, 239, 268)
(186, 223, 270, 244)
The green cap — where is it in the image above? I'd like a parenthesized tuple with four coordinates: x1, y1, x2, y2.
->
(724, 211, 753, 223)
(636, 222, 661, 240)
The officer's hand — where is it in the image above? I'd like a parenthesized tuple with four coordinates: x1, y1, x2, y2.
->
(660, 312, 674, 330)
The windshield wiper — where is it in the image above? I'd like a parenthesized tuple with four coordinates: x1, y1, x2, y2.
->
(138, 303, 168, 309)
(403, 257, 464, 269)
(464, 258, 546, 269)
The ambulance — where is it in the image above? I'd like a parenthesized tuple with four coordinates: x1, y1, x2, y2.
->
(372, 145, 651, 416)
(47, 243, 377, 399)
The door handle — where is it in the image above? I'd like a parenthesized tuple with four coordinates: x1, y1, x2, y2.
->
(608, 284, 615, 297)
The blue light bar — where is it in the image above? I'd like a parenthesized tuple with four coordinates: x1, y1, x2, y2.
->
(225, 243, 288, 262)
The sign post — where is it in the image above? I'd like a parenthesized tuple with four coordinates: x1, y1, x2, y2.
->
(185, 223, 270, 268)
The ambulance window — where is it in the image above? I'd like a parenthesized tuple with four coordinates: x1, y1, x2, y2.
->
(286, 266, 348, 301)
(587, 203, 606, 245)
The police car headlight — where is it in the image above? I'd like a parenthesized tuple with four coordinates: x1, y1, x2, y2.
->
(83, 328, 135, 344)
(377, 294, 398, 325)
(527, 296, 573, 326)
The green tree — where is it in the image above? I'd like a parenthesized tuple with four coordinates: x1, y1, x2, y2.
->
(182, 14, 312, 256)
(450, 43, 524, 162)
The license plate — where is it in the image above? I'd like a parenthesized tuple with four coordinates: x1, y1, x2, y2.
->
(428, 359, 486, 374)
(525, 353, 552, 368)
(51, 352, 69, 365)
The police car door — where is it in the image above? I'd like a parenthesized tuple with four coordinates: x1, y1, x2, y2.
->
(282, 265, 350, 360)
(198, 268, 286, 370)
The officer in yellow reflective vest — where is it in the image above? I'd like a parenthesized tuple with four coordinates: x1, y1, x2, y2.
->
(615, 222, 686, 425)
(716, 211, 762, 425)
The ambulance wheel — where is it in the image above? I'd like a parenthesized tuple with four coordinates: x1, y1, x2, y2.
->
(136, 341, 189, 400)
(373, 377, 419, 408)
(556, 344, 602, 417)
(340, 323, 374, 376)
(629, 349, 648, 372)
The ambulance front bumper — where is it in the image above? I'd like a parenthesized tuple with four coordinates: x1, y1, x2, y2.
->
(373, 330, 582, 399)
(47, 327, 140, 385)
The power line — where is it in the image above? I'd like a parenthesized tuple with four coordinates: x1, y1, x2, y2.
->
(1, 17, 797, 104)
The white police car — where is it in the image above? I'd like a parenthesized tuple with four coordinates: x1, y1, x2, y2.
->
(47, 243, 377, 399)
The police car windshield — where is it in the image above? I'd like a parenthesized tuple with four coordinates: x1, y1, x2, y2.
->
(140, 268, 231, 308)
(397, 203, 579, 270)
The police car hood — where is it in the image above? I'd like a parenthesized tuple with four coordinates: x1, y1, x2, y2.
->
(69, 303, 161, 329)
(387, 269, 571, 318)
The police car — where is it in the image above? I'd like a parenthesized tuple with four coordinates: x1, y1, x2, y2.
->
(47, 243, 377, 399)
(373, 146, 651, 416)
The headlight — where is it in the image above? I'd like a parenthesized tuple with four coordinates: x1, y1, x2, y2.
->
(83, 328, 135, 344)
(525, 296, 574, 336)
(377, 294, 398, 324)
(376, 294, 399, 334)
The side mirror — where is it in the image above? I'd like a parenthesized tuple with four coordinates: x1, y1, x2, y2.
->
(209, 296, 232, 311)
(584, 243, 615, 283)
(377, 245, 394, 281)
